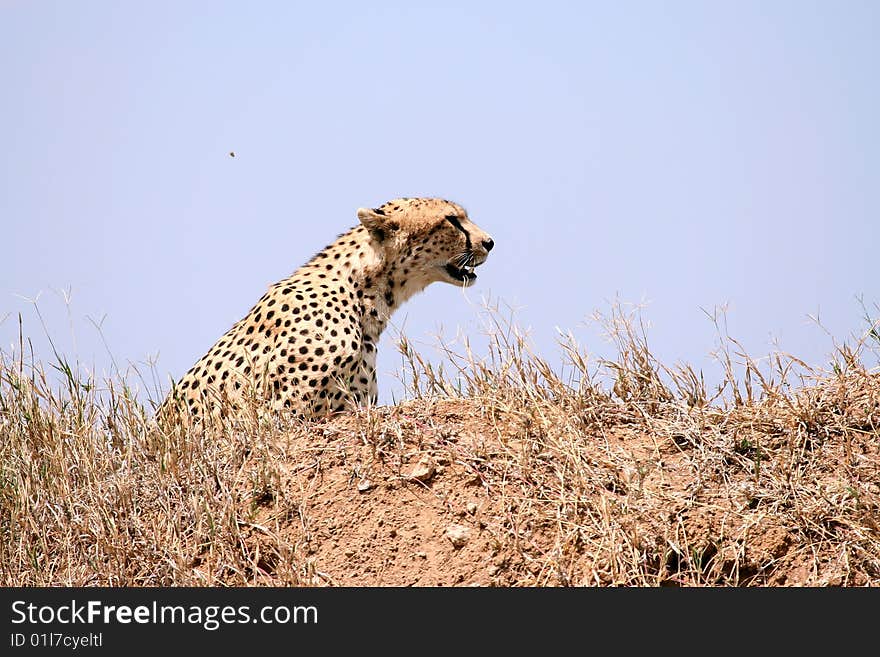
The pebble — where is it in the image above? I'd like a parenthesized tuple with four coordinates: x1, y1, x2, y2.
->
(409, 456, 436, 482)
(445, 524, 472, 549)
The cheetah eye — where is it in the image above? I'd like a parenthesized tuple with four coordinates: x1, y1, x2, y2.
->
(445, 215, 464, 232)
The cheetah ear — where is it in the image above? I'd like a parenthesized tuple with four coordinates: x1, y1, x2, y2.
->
(357, 207, 394, 241)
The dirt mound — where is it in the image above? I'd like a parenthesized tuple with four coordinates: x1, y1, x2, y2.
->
(4, 308, 878, 586)
(220, 382, 879, 586)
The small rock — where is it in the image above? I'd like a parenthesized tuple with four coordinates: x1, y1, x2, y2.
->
(446, 524, 472, 549)
(409, 456, 436, 482)
(414, 552, 427, 560)
(487, 565, 499, 577)
(466, 502, 477, 515)
(357, 479, 373, 492)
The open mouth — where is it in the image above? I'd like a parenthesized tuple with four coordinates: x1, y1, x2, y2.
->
(445, 262, 478, 283)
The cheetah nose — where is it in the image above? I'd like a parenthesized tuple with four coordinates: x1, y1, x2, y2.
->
(482, 238, 495, 252)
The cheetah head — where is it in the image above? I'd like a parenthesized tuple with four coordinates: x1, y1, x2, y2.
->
(357, 198, 494, 288)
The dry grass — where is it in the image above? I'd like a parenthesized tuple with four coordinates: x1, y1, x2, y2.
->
(1, 301, 878, 586)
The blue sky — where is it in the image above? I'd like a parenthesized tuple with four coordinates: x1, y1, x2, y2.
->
(2, 1, 878, 404)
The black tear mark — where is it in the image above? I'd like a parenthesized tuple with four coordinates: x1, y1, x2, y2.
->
(445, 215, 471, 250)
(372, 207, 386, 215)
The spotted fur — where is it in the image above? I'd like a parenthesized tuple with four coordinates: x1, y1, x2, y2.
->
(157, 198, 494, 423)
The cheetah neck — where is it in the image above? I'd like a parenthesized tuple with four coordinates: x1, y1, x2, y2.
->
(322, 226, 433, 345)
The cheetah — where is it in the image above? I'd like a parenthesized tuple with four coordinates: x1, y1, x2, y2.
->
(157, 197, 494, 423)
